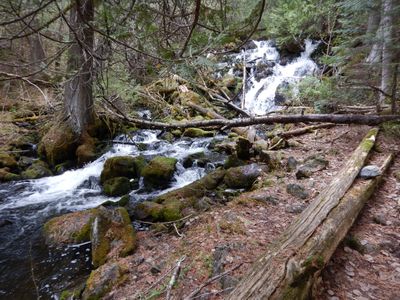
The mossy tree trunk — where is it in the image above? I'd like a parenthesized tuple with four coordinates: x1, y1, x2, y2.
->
(64, 0, 94, 135)
(228, 128, 389, 300)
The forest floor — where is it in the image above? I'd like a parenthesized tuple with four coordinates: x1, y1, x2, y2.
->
(104, 125, 400, 300)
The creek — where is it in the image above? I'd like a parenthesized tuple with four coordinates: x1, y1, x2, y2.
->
(0, 40, 318, 299)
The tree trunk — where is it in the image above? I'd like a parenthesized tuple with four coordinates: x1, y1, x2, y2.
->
(228, 129, 391, 299)
(379, 0, 394, 107)
(64, 0, 94, 135)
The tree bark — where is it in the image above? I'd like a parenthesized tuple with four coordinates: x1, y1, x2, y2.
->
(228, 129, 391, 299)
(64, 0, 94, 135)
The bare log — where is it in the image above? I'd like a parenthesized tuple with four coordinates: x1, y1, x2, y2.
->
(229, 128, 387, 299)
(119, 113, 400, 130)
(279, 123, 336, 138)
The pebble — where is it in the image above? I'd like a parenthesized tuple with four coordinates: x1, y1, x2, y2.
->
(352, 289, 362, 296)
(327, 289, 335, 296)
(344, 246, 353, 253)
(364, 254, 374, 262)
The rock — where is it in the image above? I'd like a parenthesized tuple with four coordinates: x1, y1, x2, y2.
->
(269, 136, 288, 149)
(235, 137, 252, 160)
(274, 81, 290, 105)
(373, 213, 388, 226)
(183, 152, 209, 168)
(0, 219, 13, 228)
(60, 285, 85, 300)
(182, 128, 215, 138)
(254, 62, 274, 82)
(296, 154, 329, 179)
(43, 209, 95, 246)
(142, 156, 177, 188)
(0, 153, 18, 170)
(286, 156, 298, 172)
(76, 133, 97, 166)
(132, 201, 164, 221)
(224, 163, 262, 189)
(21, 160, 52, 179)
(54, 160, 74, 174)
(253, 139, 269, 153)
(82, 262, 128, 300)
(249, 193, 279, 205)
(18, 156, 35, 169)
(103, 177, 133, 197)
(244, 40, 258, 50)
(100, 156, 145, 184)
(286, 203, 307, 214)
(224, 155, 246, 169)
(259, 150, 282, 169)
(359, 165, 381, 179)
(38, 123, 78, 166)
(0, 167, 20, 182)
(101, 195, 130, 208)
(91, 206, 137, 267)
(286, 183, 309, 199)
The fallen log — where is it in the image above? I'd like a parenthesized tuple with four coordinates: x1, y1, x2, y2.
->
(278, 123, 336, 138)
(117, 113, 400, 130)
(228, 128, 387, 299)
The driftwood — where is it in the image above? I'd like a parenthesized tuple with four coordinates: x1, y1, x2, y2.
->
(116, 113, 400, 130)
(228, 128, 386, 299)
(278, 123, 336, 138)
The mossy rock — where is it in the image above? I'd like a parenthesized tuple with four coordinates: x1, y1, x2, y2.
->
(103, 177, 131, 197)
(21, 160, 52, 179)
(182, 152, 209, 168)
(224, 163, 262, 189)
(100, 156, 144, 184)
(60, 284, 85, 300)
(91, 207, 137, 268)
(235, 137, 252, 160)
(55, 160, 75, 174)
(161, 199, 183, 221)
(76, 133, 97, 166)
(182, 128, 215, 138)
(82, 262, 128, 300)
(0, 153, 18, 170)
(43, 209, 96, 246)
(38, 123, 78, 166)
(0, 167, 20, 182)
(133, 201, 163, 221)
(224, 155, 245, 169)
(142, 156, 177, 188)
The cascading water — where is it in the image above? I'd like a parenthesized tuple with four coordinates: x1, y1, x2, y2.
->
(0, 129, 225, 299)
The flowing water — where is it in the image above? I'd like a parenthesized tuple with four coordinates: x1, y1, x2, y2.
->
(0, 40, 319, 299)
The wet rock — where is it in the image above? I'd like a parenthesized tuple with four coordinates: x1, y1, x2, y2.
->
(55, 160, 74, 174)
(274, 81, 290, 105)
(182, 128, 215, 138)
(38, 123, 78, 166)
(43, 209, 95, 246)
(100, 156, 145, 184)
(214, 140, 236, 154)
(21, 160, 52, 179)
(82, 261, 128, 300)
(254, 62, 274, 82)
(286, 183, 309, 199)
(236, 137, 252, 160)
(0, 153, 18, 170)
(132, 201, 164, 221)
(0, 219, 13, 228)
(183, 152, 209, 168)
(359, 165, 381, 179)
(91, 206, 137, 267)
(142, 156, 177, 188)
(224, 163, 262, 189)
(224, 155, 246, 169)
(76, 133, 97, 166)
(244, 40, 257, 50)
(18, 156, 35, 169)
(103, 177, 132, 197)
(296, 154, 329, 179)
(287, 156, 298, 172)
(0, 167, 20, 182)
(286, 203, 307, 214)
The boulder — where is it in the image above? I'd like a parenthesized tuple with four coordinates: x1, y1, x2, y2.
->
(82, 262, 128, 300)
(100, 156, 144, 184)
(224, 155, 246, 169)
(18, 156, 35, 169)
(359, 165, 381, 179)
(76, 133, 97, 166)
(142, 156, 177, 188)
(132, 201, 164, 220)
(259, 150, 282, 170)
(103, 177, 132, 197)
(182, 128, 215, 138)
(91, 207, 136, 267)
(43, 209, 95, 246)
(296, 154, 329, 179)
(182, 152, 209, 168)
(0, 167, 20, 182)
(224, 163, 262, 189)
(236, 137, 252, 160)
(286, 183, 309, 200)
(21, 160, 52, 179)
(38, 123, 78, 166)
(0, 153, 18, 170)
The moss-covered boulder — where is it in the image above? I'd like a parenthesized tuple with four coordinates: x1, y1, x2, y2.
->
(21, 160, 52, 179)
(235, 137, 252, 160)
(132, 201, 163, 220)
(100, 156, 145, 184)
(224, 163, 262, 189)
(0, 153, 18, 170)
(91, 207, 136, 268)
(82, 262, 128, 300)
(182, 152, 209, 168)
(43, 209, 95, 246)
(142, 156, 177, 188)
(38, 123, 78, 166)
(0, 167, 20, 182)
(182, 128, 215, 138)
(224, 155, 245, 169)
(103, 177, 132, 197)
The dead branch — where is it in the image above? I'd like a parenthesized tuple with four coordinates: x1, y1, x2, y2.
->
(278, 123, 336, 138)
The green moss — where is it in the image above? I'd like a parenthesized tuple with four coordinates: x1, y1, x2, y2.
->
(161, 199, 182, 221)
(142, 156, 177, 188)
(343, 235, 364, 253)
(0, 153, 17, 169)
(381, 121, 400, 138)
(72, 221, 92, 243)
(21, 160, 52, 179)
(182, 128, 215, 138)
(0, 168, 20, 182)
(103, 177, 131, 196)
(100, 156, 139, 183)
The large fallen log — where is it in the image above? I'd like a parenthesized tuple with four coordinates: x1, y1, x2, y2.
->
(228, 128, 390, 300)
(115, 113, 400, 130)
